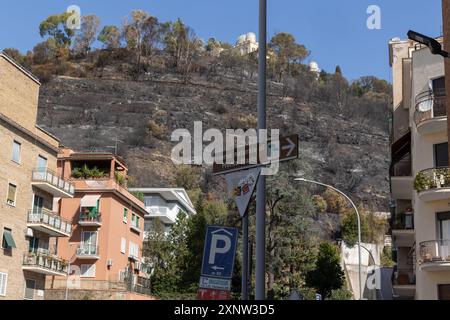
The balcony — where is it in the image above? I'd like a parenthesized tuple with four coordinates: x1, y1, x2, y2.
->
(31, 169, 75, 198)
(414, 168, 450, 202)
(392, 268, 416, 300)
(392, 213, 415, 247)
(76, 245, 100, 260)
(27, 209, 72, 237)
(146, 206, 177, 224)
(414, 90, 447, 135)
(130, 221, 142, 234)
(78, 213, 102, 227)
(22, 252, 68, 276)
(419, 240, 450, 271)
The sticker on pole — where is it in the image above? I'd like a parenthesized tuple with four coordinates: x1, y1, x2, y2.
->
(201, 226, 238, 279)
(199, 276, 231, 291)
(225, 167, 261, 218)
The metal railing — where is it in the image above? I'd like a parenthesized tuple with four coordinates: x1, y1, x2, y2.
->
(76, 245, 99, 257)
(414, 90, 447, 126)
(120, 271, 152, 296)
(392, 212, 414, 230)
(414, 167, 450, 192)
(23, 252, 69, 274)
(27, 209, 72, 235)
(79, 213, 102, 224)
(419, 240, 450, 263)
(32, 168, 75, 195)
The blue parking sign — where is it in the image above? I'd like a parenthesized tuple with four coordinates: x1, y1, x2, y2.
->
(201, 226, 238, 279)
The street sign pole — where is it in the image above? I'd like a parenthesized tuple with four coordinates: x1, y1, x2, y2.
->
(242, 211, 249, 300)
(256, 0, 267, 301)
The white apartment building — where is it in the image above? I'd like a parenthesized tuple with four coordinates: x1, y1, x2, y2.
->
(389, 37, 450, 300)
(128, 188, 196, 236)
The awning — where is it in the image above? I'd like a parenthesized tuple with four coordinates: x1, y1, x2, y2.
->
(80, 195, 101, 208)
(3, 230, 16, 248)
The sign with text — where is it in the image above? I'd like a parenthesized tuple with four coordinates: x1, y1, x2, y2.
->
(201, 226, 238, 279)
(199, 276, 232, 291)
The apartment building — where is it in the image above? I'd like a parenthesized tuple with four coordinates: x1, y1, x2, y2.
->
(389, 34, 450, 299)
(0, 53, 74, 300)
(128, 188, 196, 236)
(46, 148, 152, 300)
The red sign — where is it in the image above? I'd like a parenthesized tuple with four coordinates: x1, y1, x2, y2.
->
(197, 288, 231, 300)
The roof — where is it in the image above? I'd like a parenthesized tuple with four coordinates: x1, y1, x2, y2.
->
(128, 188, 196, 215)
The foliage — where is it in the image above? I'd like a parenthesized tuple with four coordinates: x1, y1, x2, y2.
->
(414, 171, 432, 192)
(115, 171, 126, 186)
(311, 195, 327, 213)
(132, 191, 145, 202)
(328, 288, 353, 300)
(322, 189, 347, 214)
(148, 119, 168, 138)
(340, 208, 369, 247)
(73, 15, 101, 55)
(381, 245, 395, 268)
(39, 13, 75, 47)
(173, 165, 201, 190)
(305, 242, 345, 298)
(98, 25, 121, 49)
(72, 164, 106, 179)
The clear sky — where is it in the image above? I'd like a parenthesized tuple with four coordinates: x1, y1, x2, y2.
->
(0, 0, 442, 81)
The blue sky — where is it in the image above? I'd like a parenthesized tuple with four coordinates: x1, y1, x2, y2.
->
(0, 0, 442, 81)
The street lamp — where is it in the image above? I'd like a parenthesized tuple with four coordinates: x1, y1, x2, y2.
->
(295, 178, 363, 300)
(407, 30, 449, 58)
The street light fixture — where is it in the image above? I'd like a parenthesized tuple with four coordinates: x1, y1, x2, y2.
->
(407, 30, 449, 58)
(295, 178, 363, 300)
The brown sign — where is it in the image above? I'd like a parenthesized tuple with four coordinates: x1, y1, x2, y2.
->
(213, 134, 299, 175)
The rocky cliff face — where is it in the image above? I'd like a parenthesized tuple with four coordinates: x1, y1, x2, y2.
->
(37, 72, 390, 211)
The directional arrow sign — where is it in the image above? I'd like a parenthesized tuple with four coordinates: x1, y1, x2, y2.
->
(201, 226, 238, 279)
(213, 134, 299, 176)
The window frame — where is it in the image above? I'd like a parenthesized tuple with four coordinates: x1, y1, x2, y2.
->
(80, 264, 96, 278)
(123, 208, 128, 224)
(121, 237, 126, 254)
(11, 140, 21, 164)
(23, 278, 35, 300)
(6, 182, 17, 207)
(0, 272, 8, 296)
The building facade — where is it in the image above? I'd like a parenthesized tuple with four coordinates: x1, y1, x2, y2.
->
(128, 188, 196, 236)
(45, 148, 152, 300)
(0, 53, 74, 300)
(389, 33, 450, 299)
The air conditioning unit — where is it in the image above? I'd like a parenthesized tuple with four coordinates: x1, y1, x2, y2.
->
(134, 262, 141, 271)
(107, 259, 113, 267)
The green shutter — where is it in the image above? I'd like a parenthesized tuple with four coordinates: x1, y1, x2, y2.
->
(3, 230, 16, 249)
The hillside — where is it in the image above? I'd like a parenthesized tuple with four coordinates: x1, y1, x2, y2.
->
(36, 66, 390, 211)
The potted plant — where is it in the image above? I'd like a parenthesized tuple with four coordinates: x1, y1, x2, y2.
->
(414, 172, 431, 192)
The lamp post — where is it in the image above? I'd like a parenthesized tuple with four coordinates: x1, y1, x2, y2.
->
(407, 30, 449, 58)
(295, 178, 363, 300)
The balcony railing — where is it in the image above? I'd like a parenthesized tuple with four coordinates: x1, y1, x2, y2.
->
(419, 240, 450, 263)
(120, 272, 152, 296)
(392, 212, 414, 230)
(414, 90, 447, 126)
(23, 252, 68, 274)
(414, 167, 450, 192)
(79, 213, 102, 225)
(76, 245, 99, 258)
(27, 209, 72, 235)
(32, 168, 75, 196)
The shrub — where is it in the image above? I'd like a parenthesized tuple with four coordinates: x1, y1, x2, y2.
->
(148, 120, 168, 139)
(414, 172, 431, 192)
(328, 288, 353, 300)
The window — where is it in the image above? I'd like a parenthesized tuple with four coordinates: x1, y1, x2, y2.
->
(6, 183, 17, 206)
(80, 264, 96, 277)
(36, 155, 47, 171)
(129, 242, 139, 259)
(131, 213, 140, 229)
(434, 143, 449, 168)
(0, 273, 7, 296)
(11, 141, 21, 163)
(123, 208, 128, 223)
(2, 228, 16, 249)
(437, 212, 450, 240)
(24, 279, 35, 300)
(81, 231, 98, 255)
(121, 238, 126, 254)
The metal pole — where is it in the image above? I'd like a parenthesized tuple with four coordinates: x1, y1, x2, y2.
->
(295, 178, 363, 300)
(255, 0, 267, 301)
(242, 213, 249, 300)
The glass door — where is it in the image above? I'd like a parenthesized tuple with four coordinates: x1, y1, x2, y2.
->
(36, 156, 47, 172)
(437, 212, 450, 259)
(81, 231, 97, 255)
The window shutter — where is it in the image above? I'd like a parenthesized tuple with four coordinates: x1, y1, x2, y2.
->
(121, 238, 126, 254)
(0, 273, 7, 296)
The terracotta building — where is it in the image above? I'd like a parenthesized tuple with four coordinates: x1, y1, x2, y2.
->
(0, 53, 74, 300)
(45, 148, 152, 300)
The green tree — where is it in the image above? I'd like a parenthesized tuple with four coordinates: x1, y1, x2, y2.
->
(98, 25, 121, 49)
(340, 208, 369, 246)
(39, 13, 75, 47)
(32, 39, 59, 64)
(305, 242, 345, 298)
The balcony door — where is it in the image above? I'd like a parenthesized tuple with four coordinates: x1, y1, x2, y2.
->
(438, 284, 450, 300)
(432, 77, 446, 117)
(81, 231, 97, 254)
(437, 212, 450, 259)
(36, 156, 47, 171)
(434, 143, 449, 168)
(32, 195, 44, 214)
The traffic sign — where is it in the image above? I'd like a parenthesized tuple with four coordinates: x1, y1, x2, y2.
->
(199, 276, 231, 291)
(201, 226, 238, 279)
(213, 134, 299, 175)
(197, 288, 231, 300)
(225, 167, 261, 217)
